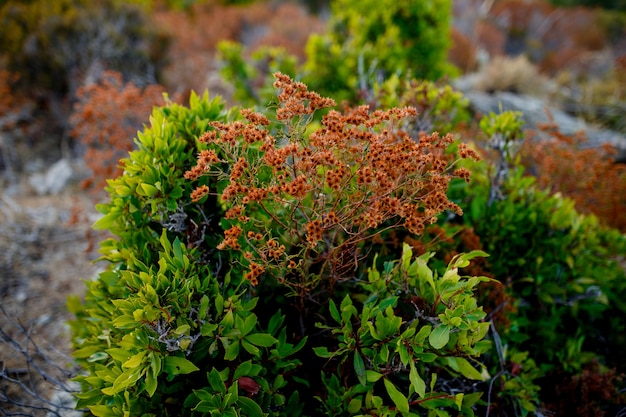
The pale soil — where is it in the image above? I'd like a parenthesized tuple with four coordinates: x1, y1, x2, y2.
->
(0, 175, 105, 416)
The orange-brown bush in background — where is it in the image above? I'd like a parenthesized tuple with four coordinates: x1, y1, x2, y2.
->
(0, 70, 20, 121)
(448, 28, 478, 73)
(247, 3, 325, 62)
(485, 0, 611, 76)
(475, 20, 507, 58)
(70, 70, 166, 192)
(153, 2, 322, 97)
(521, 122, 626, 231)
(539, 7, 608, 75)
(152, 3, 246, 95)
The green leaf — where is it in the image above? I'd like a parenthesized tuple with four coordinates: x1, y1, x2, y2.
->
(384, 378, 409, 414)
(354, 352, 367, 386)
(429, 325, 450, 349)
(241, 339, 260, 356)
(172, 237, 184, 263)
(447, 357, 486, 380)
(233, 361, 253, 380)
(224, 340, 240, 361)
(313, 346, 332, 358)
(366, 370, 383, 383)
(455, 393, 464, 410)
(163, 356, 200, 376)
(145, 370, 158, 397)
(449, 250, 489, 269)
(208, 368, 227, 395)
(102, 367, 142, 395)
(348, 398, 362, 413)
(409, 362, 426, 398)
(122, 351, 146, 369)
(139, 183, 159, 197)
(107, 348, 132, 363)
(241, 314, 258, 336)
(237, 396, 264, 417)
(245, 333, 277, 347)
(416, 256, 436, 294)
(89, 405, 121, 417)
(329, 299, 341, 323)
(92, 213, 117, 230)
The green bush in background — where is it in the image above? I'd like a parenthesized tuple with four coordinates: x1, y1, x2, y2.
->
(444, 111, 626, 414)
(217, 0, 457, 106)
(303, 0, 457, 103)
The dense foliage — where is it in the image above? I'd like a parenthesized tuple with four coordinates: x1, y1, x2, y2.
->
(69, 74, 497, 416)
(303, 0, 456, 102)
(1, 0, 623, 415)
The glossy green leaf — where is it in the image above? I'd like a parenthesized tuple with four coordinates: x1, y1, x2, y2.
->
(245, 333, 277, 347)
(163, 356, 200, 376)
(354, 351, 367, 386)
(237, 396, 264, 417)
(447, 357, 486, 380)
(383, 378, 409, 414)
(409, 362, 426, 398)
(429, 324, 450, 349)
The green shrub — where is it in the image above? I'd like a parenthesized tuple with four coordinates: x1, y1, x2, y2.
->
(70, 74, 501, 416)
(303, 0, 457, 103)
(373, 75, 471, 134)
(217, 41, 298, 109)
(444, 110, 626, 413)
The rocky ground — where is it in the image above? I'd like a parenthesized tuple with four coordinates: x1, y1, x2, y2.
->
(0, 160, 103, 416)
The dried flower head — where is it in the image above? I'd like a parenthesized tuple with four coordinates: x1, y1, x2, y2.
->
(185, 73, 477, 291)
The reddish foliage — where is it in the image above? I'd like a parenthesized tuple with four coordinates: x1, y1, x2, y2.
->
(0, 70, 20, 121)
(521, 122, 626, 231)
(542, 360, 625, 416)
(476, 20, 507, 57)
(490, 0, 554, 34)
(152, 4, 246, 95)
(449, 28, 478, 73)
(153, 2, 322, 96)
(472, 1, 611, 75)
(247, 3, 324, 62)
(70, 70, 167, 193)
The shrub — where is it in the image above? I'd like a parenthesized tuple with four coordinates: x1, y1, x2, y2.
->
(303, 0, 457, 103)
(0, 0, 167, 95)
(216, 41, 298, 108)
(70, 74, 500, 416)
(475, 55, 547, 96)
(520, 122, 626, 231)
(448, 110, 626, 414)
(372, 75, 471, 134)
(70, 70, 167, 192)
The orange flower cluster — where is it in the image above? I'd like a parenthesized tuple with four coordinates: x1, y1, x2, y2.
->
(273, 72, 335, 121)
(185, 73, 478, 288)
(244, 262, 265, 286)
(217, 225, 242, 250)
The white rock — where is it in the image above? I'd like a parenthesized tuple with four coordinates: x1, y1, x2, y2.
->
(29, 159, 74, 195)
